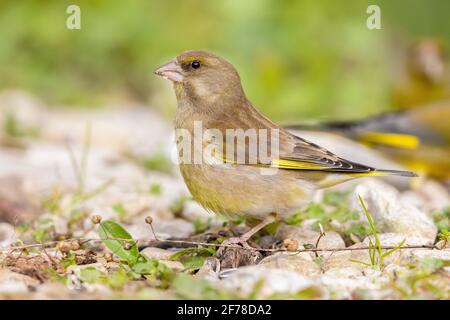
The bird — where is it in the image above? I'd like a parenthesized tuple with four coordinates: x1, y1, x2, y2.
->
(391, 39, 450, 109)
(154, 50, 417, 249)
(286, 101, 450, 181)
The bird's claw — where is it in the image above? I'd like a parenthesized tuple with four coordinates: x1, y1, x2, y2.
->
(216, 236, 254, 257)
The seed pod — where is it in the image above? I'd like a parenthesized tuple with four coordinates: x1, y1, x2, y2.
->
(91, 215, 102, 224)
(145, 216, 153, 224)
(283, 238, 299, 252)
(57, 241, 72, 253)
(435, 239, 448, 250)
(104, 252, 113, 262)
(70, 240, 80, 251)
(123, 241, 133, 250)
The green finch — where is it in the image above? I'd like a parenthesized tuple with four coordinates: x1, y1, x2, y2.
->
(154, 50, 417, 248)
(287, 100, 450, 181)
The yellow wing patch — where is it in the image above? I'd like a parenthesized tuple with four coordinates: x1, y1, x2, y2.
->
(358, 131, 420, 149)
(270, 158, 324, 170)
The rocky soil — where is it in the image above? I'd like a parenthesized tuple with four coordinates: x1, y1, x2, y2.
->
(0, 90, 449, 299)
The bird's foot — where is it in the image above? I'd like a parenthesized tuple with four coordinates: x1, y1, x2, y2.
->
(216, 236, 254, 257)
(216, 215, 277, 257)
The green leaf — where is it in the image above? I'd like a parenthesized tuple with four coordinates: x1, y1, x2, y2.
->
(149, 183, 162, 195)
(419, 258, 445, 274)
(169, 247, 215, 270)
(133, 258, 162, 274)
(438, 229, 450, 242)
(182, 256, 206, 270)
(61, 253, 77, 269)
(381, 239, 406, 258)
(193, 218, 211, 234)
(140, 152, 172, 173)
(432, 206, 450, 232)
(323, 190, 350, 207)
(79, 267, 103, 283)
(106, 268, 131, 290)
(350, 259, 372, 267)
(98, 220, 138, 265)
(285, 212, 303, 225)
(131, 257, 174, 283)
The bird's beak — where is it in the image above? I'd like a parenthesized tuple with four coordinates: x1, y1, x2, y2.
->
(154, 59, 184, 82)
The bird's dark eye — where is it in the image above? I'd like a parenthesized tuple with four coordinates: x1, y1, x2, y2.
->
(191, 60, 201, 69)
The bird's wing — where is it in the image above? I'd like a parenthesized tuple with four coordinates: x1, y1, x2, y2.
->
(206, 104, 416, 177)
(273, 133, 381, 174)
(220, 129, 415, 177)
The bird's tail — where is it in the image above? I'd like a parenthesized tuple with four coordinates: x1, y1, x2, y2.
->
(351, 168, 418, 178)
(285, 120, 359, 132)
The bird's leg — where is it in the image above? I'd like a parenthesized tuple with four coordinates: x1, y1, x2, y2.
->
(238, 215, 277, 243)
(217, 214, 277, 254)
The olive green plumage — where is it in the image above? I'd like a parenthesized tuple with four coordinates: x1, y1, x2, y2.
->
(154, 50, 416, 222)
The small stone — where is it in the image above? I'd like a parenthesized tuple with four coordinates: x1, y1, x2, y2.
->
(104, 252, 113, 262)
(140, 247, 174, 261)
(181, 201, 211, 222)
(259, 253, 322, 277)
(221, 265, 324, 299)
(0, 223, 16, 247)
(70, 240, 80, 251)
(277, 225, 345, 259)
(352, 180, 437, 244)
(57, 241, 72, 253)
(154, 219, 195, 239)
(435, 240, 449, 250)
(362, 233, 439, 265)
(362, 233, 429, 247)
(323, 266, 364, 278)
(416, 180, 450, 212)
(127, 223, 156, 241)
(322, 243, 369, 271)
(196, 257, 220, 279)
(53, 216, 68, 235)
(406, 248, 450, 262)
(349, 233, 362, 244)
(0, 269, 40, 287)
(159, 260, 184, 272)
(282, 239, 299, 252)
(219, 247, 263, 269)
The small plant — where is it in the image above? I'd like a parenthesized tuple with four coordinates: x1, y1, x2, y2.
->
(169, 195, 190, 217)
(98, 219, 139, 265)
(2, 112, 39, 140)
(432, 206, 450, 233)
(283, 191, 360, 232)
(437, 229, 450, 247)
(169, 247, 216, 270)
(350, 195, 405, 270)
(393, 258, 450, 299)
(112, 203, 128, 221)
(172, 273, 225, 299)
(97, 219, 175, 286)
(193, 217, 212, 234)
(284, 212, 303, 225)
(128, 151, 172, 173)
(149, 182, 162, 195)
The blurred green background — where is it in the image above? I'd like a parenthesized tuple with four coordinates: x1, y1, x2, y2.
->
(0, 0, 448, 121)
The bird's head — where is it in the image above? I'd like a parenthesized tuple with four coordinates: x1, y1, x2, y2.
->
(154, 50, 245, 102)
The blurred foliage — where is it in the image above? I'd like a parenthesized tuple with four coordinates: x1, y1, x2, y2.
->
(0, 0, 449, 121)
